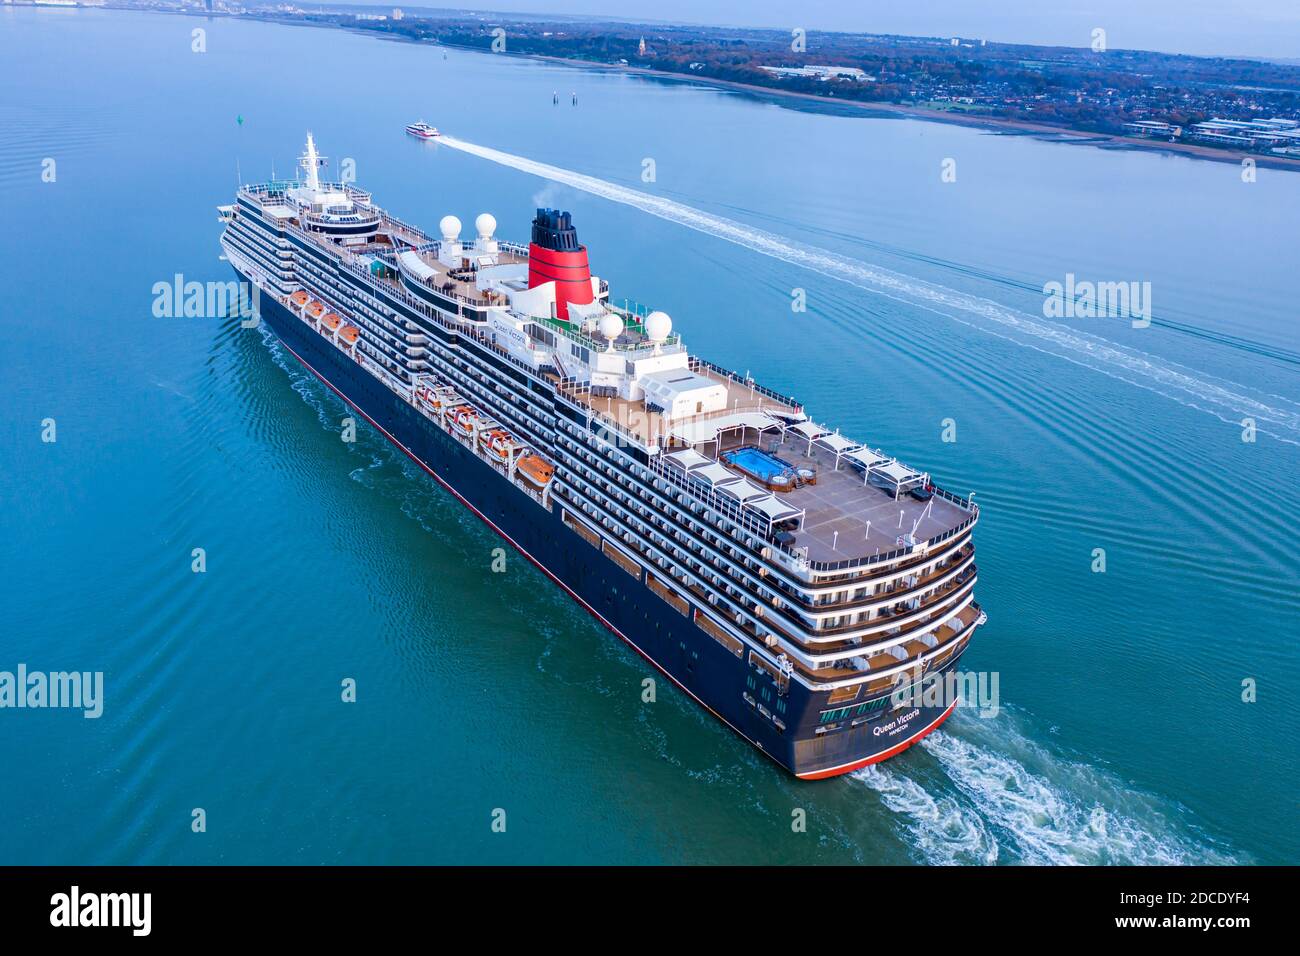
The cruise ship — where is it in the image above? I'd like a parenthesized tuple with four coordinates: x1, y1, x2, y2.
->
(218, 134, 986, 779)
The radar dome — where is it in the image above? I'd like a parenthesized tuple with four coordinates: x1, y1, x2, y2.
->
(643, 311, 672, 342)
(475, 213, 497, 238)
(597, 313, 624, 346)
(439, 215, 462, 240)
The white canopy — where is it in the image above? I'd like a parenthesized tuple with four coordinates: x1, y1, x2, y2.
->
(691, 463, 741, 488)
(815, 432, 860, 454)
(814, 431, 862, 469)
(869, 459, 925, 494)
(846, 446, 888, 469)
(396, 250, 438, 282)
(789, 421, 828, 441)
(664, 448, 711, 472)
(872, 460, 922, 483)
(743, 495, 804, 526)
(670, 411, 781, 446)
(716, 478, 769, 504)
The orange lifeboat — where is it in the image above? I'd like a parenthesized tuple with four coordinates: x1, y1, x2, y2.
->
(339, 325, 359, 346)
(306, 301, 325, 319)
(450, 406, 477, 435)
(291, 290, 310, 308)
(517, 453, 555, 489)
(321, 313, 342, 332)
(414, 386, 442, 410)
(479, 428, 512, 460)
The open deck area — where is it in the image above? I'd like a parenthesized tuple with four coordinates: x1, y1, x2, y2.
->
(568, 363, 802, 448)
(566, 358, 974, 564)
(760, 437, 971, 564)
(394, 244, 530, 304)
(642, 403, 974, 564)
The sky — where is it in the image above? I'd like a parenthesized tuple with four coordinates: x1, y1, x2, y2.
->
(345, 1, 1300, 60)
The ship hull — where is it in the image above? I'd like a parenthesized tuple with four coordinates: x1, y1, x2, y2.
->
(250, 288, 968, 778)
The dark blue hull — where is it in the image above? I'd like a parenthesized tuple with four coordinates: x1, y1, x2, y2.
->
(254, 292, 967, 778)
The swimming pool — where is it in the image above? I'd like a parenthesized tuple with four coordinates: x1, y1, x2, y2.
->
(722, 446, 796, 485)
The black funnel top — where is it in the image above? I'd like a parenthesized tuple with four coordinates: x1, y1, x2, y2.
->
(531, 208, 583, 252)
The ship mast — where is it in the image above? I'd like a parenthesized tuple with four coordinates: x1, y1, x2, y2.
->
(301, 132, 323, 193)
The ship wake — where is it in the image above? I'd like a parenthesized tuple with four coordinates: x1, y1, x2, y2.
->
(852, 711, 1242, 865)
(438, 135, 1300, 444)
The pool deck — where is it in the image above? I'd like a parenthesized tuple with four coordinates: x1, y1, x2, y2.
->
(729, 435, 971, 564)
(722, 446, 797, 486)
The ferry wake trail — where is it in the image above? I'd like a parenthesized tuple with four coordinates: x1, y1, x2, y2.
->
(439, 135, 1300, 444)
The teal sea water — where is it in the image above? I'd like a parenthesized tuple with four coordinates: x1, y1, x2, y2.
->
(1, 8, 1297, 865)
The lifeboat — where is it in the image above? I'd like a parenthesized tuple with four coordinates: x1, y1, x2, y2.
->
(321, 313, 342, 332)
(414, 386, 442, 410)
(290, 290, 310, 309)
(450, 406, 478, 435)
(339, 325, 359, 346)
(517, 453, 555, 489)
(479, 428, 512, 460)
(306, 301, 325, 319)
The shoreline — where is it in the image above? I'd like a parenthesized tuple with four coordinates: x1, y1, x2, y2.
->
(528, 54, 1300, 172)
(74, 5, 1300, 172)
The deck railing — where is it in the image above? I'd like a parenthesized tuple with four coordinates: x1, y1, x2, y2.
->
(688, 355, 802, 412)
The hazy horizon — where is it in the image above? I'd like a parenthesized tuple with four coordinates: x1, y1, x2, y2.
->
(324, 0, 1300, 61)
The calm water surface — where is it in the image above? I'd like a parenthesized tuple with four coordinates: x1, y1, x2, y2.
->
(1, 8, 1297, 864)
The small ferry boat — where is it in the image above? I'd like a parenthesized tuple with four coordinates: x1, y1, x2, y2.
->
(405, 121, 440, 140)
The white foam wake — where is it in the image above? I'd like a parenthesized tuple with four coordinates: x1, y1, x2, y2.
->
(855, 763, 1000, 865)
(853, 717, 1240, 865)
(439, 135, 1300, 442)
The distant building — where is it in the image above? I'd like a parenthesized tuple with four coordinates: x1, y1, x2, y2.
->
(1186, 117, 1300, 150)
(760, 65, 875, 83)
(392, 7, 402, 19)
(638, 37, 646, 56)
(1124, 120, 1181, 139)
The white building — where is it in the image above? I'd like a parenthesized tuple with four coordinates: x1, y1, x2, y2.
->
(760, 65, 875, 83)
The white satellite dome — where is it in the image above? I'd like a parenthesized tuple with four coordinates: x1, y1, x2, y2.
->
(475, 213, 497, 238)
(439, 215, 462, 240)
(597, 313, 624, 347)
(643, 310, 672, 342)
